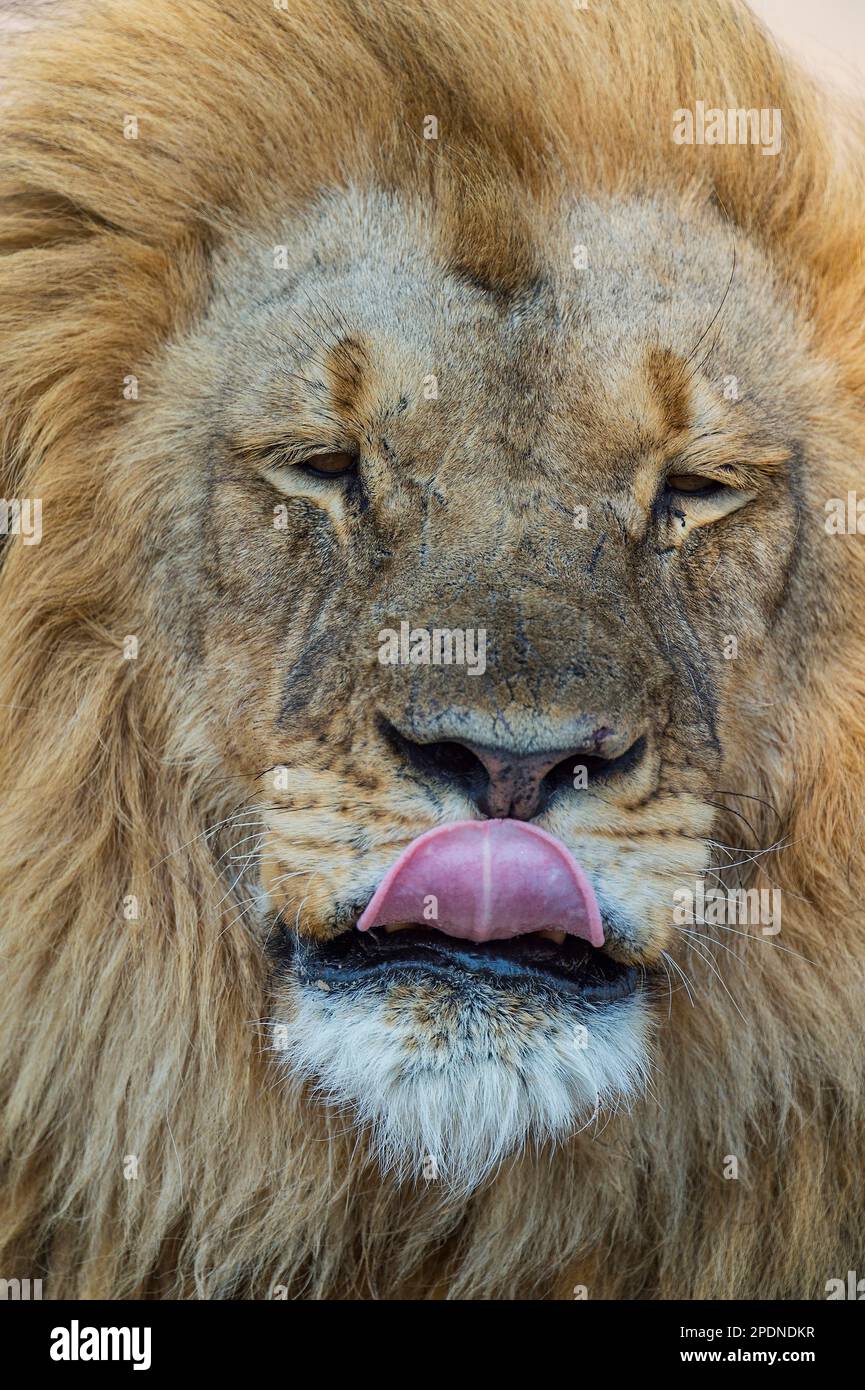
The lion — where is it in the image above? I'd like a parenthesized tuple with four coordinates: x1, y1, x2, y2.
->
(1, 0, 864, 1301)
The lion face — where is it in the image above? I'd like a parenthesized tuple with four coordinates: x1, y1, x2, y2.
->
(151, 186, 809, 1190)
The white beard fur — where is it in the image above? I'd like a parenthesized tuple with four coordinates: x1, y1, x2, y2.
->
(271, 980, 652, 1196)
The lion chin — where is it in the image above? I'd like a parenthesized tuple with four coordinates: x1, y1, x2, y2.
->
(2, 0, 865, 1303)
(272, 955, 652, 1195)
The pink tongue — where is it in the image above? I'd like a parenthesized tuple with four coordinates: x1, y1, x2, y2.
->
(356, 819, 603, 947)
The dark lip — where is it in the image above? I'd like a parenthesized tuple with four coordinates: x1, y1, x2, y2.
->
(287, 924, 643, 1005)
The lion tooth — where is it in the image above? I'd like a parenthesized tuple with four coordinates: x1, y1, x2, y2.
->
(382, 923, 414, 933)
(540, 929, 566, 945)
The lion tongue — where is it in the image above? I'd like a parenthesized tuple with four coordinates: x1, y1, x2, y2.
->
(356, 819, 604, 947)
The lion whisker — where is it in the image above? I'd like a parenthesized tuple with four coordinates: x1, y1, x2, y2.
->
(659, 949, 696, 1007)
(691, 920, 817, 966)
(711, 787, 783, 823)
(146, 803, 266, 875)
(676, 932, 748, 1025)
(213, 829, 266, 873)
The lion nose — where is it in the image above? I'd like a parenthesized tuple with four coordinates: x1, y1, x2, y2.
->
(463, 742, 588, 820)
(380, 720, 647, 820)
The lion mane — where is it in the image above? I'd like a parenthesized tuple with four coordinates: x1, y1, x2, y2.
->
(1, 0, 864, 1299)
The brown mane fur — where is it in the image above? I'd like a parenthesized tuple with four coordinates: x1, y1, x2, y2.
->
(1, 0, 865, 1298)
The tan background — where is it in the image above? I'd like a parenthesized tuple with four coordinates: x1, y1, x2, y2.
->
(749, 0, 865, 94)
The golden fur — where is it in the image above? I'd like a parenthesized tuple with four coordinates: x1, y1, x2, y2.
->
(1, 0, 865, 1299)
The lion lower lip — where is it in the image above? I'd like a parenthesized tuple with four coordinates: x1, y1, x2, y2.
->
(289, 924, 641, 1004)
(382, 922, 567, 944)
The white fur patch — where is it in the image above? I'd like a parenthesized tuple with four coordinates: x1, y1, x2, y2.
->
(271, 979, 652, 1195)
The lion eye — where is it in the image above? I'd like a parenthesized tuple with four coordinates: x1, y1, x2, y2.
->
(299, 450, 357, 478)
(666, 474, 724, 496)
